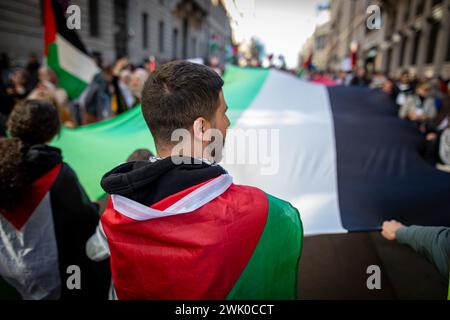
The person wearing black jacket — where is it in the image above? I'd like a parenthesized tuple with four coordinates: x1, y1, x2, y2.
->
(0, 100, 110, 300)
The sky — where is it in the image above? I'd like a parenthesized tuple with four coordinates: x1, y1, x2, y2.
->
(223, 0, 329, 68)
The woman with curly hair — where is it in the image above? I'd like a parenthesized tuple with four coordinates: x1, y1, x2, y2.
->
(0, 100, 110, 300)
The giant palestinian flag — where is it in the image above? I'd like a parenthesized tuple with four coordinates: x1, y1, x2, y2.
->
(44, 0, 99, 99)
(52, 66, 450, 235)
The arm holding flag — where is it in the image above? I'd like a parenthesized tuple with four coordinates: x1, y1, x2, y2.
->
(395, 225, 449, 280)
(382, 220, 450, 299)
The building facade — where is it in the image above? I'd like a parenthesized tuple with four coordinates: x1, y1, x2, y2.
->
(299, 20, 331, 71)
(326, 0, 387, 74)
(0, 0, 232, 67)
(306, 0, 450, 78)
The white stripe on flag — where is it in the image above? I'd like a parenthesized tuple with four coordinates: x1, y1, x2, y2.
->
(0, 193, 61, 299)
(111, 174, 233, 221)
(56, 34, 99, 84)
(223, 69, 346, 235)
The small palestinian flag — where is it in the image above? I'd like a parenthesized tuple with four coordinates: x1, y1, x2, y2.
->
(101, 174, 303, 299)
(44, 0, 99, 99)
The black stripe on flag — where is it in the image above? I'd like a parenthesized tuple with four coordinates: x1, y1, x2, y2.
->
(52, 0, 88, 54)
(327, 86, 450, 231)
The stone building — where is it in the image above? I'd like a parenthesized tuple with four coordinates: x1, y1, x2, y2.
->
(307, 0, 450, 78)
(299, 20, 331, 71)
(0, 0, 232, 66)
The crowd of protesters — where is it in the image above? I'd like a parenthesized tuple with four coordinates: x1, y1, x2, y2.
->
(0, 53, 152, 134)
(0, 53, 227, 133)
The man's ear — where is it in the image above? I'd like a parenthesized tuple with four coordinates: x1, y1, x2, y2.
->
(193, 117, 212, 142)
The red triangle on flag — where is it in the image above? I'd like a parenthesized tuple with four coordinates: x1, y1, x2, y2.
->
(1, 164, 62, 230)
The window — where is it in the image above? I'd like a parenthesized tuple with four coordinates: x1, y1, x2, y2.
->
(411, 30, 421, 65)
(399, 36, 407, 66)
(40, 0, 44, 25)
(415, 0, 425, 17)
(315, 36, 325, 50)
(89, 0, 100, 37)
(142, 13, 148, 49)
(426, 21, 440, 64)
(389, 9, 397, 31)
(172, 28, 178, 59)
(159, 21, 165, 53)
(385, 48, 392, 74)
(447, 27, 450, 61)
(403, 1, 410, 23)
(191, 37, 197, 57)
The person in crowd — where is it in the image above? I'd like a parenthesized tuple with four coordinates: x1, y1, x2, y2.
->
(111, 58, 133, 115)
(146, 55, 157, 73)
(369, 71, 387, 90)
(428, 77, 444, 112)
(5, 69, 30, 101)
(0, 100, 110, 300)
(111, 58, 149, 112)
(26, 53, 41, 89)
(37, 67, 69, 109)
(423, 81, 450, 164)
(350, 67, 370, 87)
(381, 78, 399, 103)
(117, 68, 134, 107)
(95, 61, 303, 299)
(438, 77, 448, 97)
(395, 70, 414, 108)
(129, 68, 149, 103)
(335, 70, 348, 86)
(81, 65, 114, 124)
(81, 58, 144, 123)
(27, 82, 75, 128)
(399, 81, 436, 125)
(381, 220, 449, 299)
(209, 56, 223, 76)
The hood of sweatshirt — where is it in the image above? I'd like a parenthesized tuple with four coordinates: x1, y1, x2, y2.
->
(25, 145, 62, 182)
(100, 156, 227, 207)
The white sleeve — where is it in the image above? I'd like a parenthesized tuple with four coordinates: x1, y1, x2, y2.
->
(85, 223, 110, 261)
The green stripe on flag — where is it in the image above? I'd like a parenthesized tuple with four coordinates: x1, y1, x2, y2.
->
(52, 66, 269, 200)
(226, 194, 303, 299)
(52, 107, 155, 200)
(222, 65, 269, 126)
(47, 42, 89, 99)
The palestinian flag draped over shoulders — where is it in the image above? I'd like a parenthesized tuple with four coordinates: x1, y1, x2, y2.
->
(100, 158, 303, 299)
(44, 0, 99, 99)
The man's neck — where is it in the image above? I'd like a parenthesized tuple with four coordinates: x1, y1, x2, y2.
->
(156, 148, 204, 160)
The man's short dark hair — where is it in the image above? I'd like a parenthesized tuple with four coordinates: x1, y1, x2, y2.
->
(141, 61, 224, 145)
